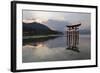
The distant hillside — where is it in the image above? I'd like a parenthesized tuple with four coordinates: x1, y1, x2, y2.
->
(23, 22, 62, 36)
(46, 19, 70, 32)
(79, 29, 90, 34)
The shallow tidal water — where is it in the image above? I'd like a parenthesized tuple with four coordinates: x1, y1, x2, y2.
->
(22, 34, 91, 63)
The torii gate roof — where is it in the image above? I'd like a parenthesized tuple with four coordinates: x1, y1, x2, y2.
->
(66, 24, 81, 28)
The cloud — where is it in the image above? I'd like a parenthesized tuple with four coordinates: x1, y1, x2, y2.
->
(23, 10, 91, 30)
(23, 10, 66, 21)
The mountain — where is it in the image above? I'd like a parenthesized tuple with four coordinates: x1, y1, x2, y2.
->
(79, 29, 90, 34)
(46, 19, 70, 32)
(46, 20, 91, 34)
(23, 22, 62, 36)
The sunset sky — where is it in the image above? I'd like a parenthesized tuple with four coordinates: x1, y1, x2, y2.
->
(23, 10, 91, 31)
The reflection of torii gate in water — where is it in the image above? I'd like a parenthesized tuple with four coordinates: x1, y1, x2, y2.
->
(66, 23, 81, 51)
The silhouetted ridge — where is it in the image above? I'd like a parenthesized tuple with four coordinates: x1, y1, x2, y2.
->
(23, 22, 62, 36)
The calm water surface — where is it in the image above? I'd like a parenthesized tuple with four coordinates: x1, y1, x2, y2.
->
(22, 34, 91, 63)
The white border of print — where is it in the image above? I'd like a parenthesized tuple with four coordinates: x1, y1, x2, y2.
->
(16, 4, 96, 70)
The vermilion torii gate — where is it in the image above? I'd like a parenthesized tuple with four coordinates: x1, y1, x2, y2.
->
(66, 24, 81, 50)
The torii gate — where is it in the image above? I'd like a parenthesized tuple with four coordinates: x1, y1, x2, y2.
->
(66, 23, 81, 49)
